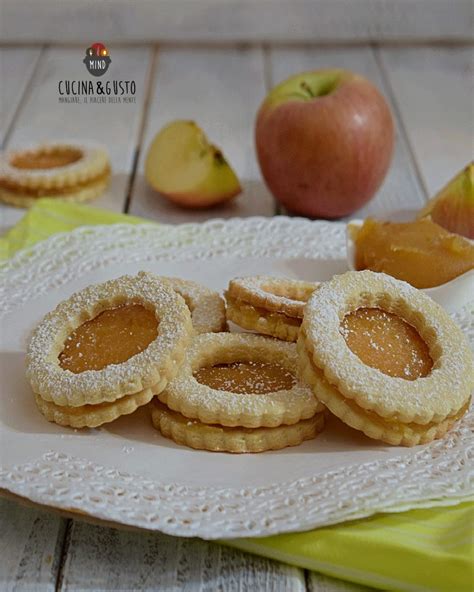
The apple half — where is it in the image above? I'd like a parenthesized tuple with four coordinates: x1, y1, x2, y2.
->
(145, 120, 241, 208)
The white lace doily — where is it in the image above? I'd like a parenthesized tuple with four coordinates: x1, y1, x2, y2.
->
(1, 219, 473, 539)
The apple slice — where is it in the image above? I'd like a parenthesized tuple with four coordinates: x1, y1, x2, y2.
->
(418, 162, 474, 239)
(145, 120, 241, 208)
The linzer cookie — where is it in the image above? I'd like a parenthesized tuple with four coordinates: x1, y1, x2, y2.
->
(27, 272, 193, 427)
(157, 332, 323, 429)
(298, 270, 473, 446)
(152, 400, 325, 454)
(34, 388, 155, 429)
(160, 277, 227, 334)
(225, 275, 319, 341)
(0, 141, 111, 207)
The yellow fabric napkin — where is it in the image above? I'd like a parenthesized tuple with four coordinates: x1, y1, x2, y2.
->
(1, 198, 472, 592)
(0, 199, 146, 260)
(228, 503, 473, 592)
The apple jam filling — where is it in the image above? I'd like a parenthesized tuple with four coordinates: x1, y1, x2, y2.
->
(194, 361, 296, 394)
(59, 304, 158, 373)
(354, 217, 474, 288)
(340, 307, 433, 380)
(10, 147, 83, 170)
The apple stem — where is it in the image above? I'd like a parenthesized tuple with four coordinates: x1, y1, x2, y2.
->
(300, 81, 315, 98)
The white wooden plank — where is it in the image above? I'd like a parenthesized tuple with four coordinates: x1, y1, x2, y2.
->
(379, 44, 474, 197)
(1, 0, 472, 43)
(0, 497, 66, 592)
(59, 521, 306, 592)
(0, 47, 42, 147)
(129, 46, 275, 223)
(268, 45, 426, 220)
(0, 45, 153, 230)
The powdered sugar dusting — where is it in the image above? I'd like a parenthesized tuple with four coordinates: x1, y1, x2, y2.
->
(341, 307, 433, 381)
(195, 361, 296, 394)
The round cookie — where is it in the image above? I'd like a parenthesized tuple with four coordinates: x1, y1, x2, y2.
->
(0, 141, 111, 207)
(158, 332, 323, 428)
(152, 400, 325, 453)
(299, 270, 473, 446)
(27, 272, 193, 427)
(160, 277, 227, 334)
(34, 387, 156, 429)
(225, 275, 318, 342)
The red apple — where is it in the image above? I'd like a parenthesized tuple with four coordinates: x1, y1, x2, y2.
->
(255, 69, 394, 218)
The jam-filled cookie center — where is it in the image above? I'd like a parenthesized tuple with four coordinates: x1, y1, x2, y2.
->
(341, 307, 432, 380)
(194, 361, 296, 394)
(11, 147, 83, 170)
(59, 304, 158, 373)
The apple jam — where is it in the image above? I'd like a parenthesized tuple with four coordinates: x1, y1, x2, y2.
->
(354, 217, 474, 289)
(59, 304, 158, 373)
(11, 146, 83, 170)
(341, 307, 432, 380)
(194, 361, 296, 394)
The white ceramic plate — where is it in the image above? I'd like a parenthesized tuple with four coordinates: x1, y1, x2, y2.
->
(1, 219, 472, 539)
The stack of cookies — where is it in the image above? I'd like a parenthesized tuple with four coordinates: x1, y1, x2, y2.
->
(153, 332, 325, 453)
(297, 271, 473, 446)
(226, 275, 318, 342)
(27, 269, 473, 452)
(27, 273, 192, 429)
(0, 141, 111, 207)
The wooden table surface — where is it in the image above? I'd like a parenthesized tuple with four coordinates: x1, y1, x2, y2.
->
(0, 42, 472, 591)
